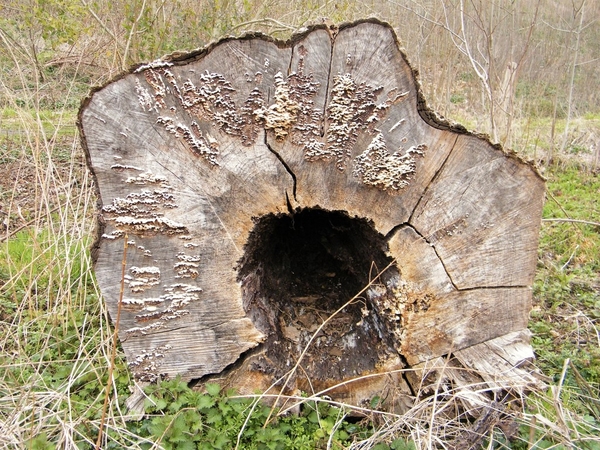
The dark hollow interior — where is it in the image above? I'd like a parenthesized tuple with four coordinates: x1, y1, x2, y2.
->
(238, 208, 401, 386)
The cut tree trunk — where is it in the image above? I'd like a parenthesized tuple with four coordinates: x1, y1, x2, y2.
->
(78, 19, 545, 413)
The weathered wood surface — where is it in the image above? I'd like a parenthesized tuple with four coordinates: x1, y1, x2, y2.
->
(79, 19, 545, 410)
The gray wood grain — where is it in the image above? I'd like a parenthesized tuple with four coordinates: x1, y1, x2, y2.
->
(80, 19, 545, 404)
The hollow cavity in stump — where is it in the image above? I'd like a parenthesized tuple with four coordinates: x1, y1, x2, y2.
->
(238, 208, 402, 389)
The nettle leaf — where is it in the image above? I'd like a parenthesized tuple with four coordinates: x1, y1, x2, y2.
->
(148, 417, 170, 436)
(144, 397, 157, 411)
(335, 429, 349, 441)
(168, 399, 184, 413)
(230, 398, 249, 414)
(182, 390, 203, 407)
(370, 395, 382, 408)
(152, 397, 168, 411)
(28, 432, 56, 450)
(205, 383, 221, 397)
(212, 433, 229, 449)
(177, 442, 197, 450)
(169, 413, 188, 438)
(391, 439, 417, 450)
(205, 408, 222, 424)
(321, 417, 334, 433)
(372, 444, 390, 450)
(277, 422, 292, 434)
(197, 394, 215, 410)
(218, 401, 232, 415)
(183, 410, 203, 433)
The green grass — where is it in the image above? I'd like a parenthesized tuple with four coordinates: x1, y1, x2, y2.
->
(526, 165, 600, 446)
(0, 229, 90, 316)
(0, 106, 78, 140)
(1, 3, 599, 446)
(0, 228, 131, 448)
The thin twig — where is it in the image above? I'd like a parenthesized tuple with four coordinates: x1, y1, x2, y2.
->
(560, 244, 579, 271)
(227, 18, 297, 33)
(79, 0, 120, 43)
(122, 0, 147, 70)
(542, 218, 600, 227)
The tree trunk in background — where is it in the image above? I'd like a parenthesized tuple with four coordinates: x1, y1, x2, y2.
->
(79, 19, 545, 413)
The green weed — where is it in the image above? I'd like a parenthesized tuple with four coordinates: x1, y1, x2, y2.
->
(123, 378, 390, 450)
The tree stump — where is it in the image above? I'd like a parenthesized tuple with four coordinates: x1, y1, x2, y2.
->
(79, 19, 545, 412)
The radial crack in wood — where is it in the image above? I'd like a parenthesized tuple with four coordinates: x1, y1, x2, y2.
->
(79, 18, 545, 413)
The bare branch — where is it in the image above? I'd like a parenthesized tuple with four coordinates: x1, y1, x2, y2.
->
(543, 218, 600, 228)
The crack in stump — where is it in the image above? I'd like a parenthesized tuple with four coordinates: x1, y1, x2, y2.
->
(264, 133, 297, 202)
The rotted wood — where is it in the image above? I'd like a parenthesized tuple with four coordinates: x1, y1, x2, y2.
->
(79, 19, 545, 412)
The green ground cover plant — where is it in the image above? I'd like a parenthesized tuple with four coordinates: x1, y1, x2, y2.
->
(122, 379, 396, 450)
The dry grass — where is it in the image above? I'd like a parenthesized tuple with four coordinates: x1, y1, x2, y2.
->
(1, 1, 599, 448)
